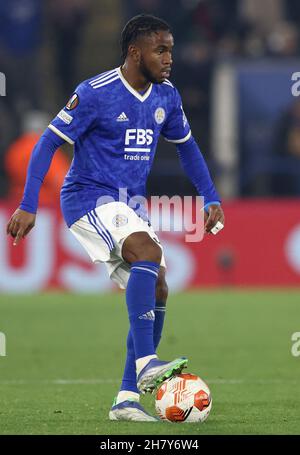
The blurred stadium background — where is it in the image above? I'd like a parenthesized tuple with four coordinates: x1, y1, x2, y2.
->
(1, 0, 300, 435)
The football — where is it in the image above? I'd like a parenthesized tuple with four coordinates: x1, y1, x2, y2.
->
(155, 373, 212, 423)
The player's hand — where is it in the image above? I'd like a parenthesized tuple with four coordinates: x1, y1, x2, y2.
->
(204, 204, 225, 234)
(6, 208, 36, 246)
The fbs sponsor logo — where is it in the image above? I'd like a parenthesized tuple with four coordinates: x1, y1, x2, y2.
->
(125, 129, 153, 146)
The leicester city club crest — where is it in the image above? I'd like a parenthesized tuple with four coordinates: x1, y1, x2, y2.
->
(154, 107, 165, 124)
(112, 214, 128, 227)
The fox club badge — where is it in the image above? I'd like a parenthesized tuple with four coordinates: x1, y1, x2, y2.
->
(154, 107, 165, 124)
(66, 93, 79, 110)
(112, 214, 128, 227)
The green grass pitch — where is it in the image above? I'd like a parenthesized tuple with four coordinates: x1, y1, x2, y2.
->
(0, 290, 300, 435)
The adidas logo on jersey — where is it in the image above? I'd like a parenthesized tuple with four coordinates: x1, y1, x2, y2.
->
(117, 112, 129, 122)
(138, 310, 155, 321)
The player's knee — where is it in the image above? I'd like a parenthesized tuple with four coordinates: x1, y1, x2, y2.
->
(122, 232, 162, 264)
(156, 280, 168, 302)
(137, 243, 162, 264)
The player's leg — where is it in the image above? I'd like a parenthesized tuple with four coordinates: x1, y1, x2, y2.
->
(122, 231, 161, 376)
(110, 327, 159, 421)
(69, 210, 165, 419)
(110, 257, 183, 421)
(154, 266, 168, 351)
(122, 232, 187, 393)
(69, 205, 186, 418)
(116, 266, 168, 399)
(109, 231, 161, 421)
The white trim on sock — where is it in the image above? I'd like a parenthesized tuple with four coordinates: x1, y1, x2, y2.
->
(116, 391, 140, 404)
(136, 354, 157, 376)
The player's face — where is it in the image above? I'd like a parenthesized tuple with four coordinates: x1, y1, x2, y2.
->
(138, 31, 174, 84)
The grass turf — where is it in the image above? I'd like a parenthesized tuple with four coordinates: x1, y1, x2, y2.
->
(0, 290, 300, 435)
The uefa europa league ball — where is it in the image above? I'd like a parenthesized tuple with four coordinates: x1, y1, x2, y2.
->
(155, 373, 212, 423)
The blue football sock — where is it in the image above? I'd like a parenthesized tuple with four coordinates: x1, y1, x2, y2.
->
(120, 301, 166, 394)
(153, 301, 166, 351)
(121, 273, 165, 394)
(120, 329, 139, 393)
(125, 261, 159, 360)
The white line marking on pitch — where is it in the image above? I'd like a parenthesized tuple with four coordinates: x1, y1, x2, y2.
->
(0, 378, 299, 385)
(0, 379, 119, 385)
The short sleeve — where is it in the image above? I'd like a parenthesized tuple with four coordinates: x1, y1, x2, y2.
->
(48, 82, 97, 144)
(161, 87, 191, 144)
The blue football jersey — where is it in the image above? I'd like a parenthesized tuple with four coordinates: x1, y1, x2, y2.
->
(49, 67, 191, 227)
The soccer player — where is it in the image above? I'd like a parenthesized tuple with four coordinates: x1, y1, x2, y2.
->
(6, 14, 224, 422)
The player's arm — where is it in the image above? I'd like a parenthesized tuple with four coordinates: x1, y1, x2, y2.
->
(6, 129, 65, 245)
(161, 86, 224, 234)
(176, 136, 225, 233)
(7, 81, 97, 245)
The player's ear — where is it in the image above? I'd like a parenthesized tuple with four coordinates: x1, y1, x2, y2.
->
(128, 44, 141, 63)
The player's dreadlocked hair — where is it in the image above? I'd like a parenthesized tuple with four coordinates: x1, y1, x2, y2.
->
(121, 14, 171, 62)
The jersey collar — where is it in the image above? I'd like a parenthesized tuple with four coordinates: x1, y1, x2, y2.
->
(117, 67, 152, 102)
